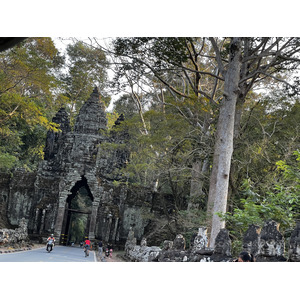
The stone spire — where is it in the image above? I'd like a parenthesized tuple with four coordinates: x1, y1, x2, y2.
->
(74, 87, 107, 134)
(44, 107, 70, 160)
(52, 107, 71, 133)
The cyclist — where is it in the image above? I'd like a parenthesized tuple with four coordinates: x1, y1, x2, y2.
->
(84, 237, 91, 257)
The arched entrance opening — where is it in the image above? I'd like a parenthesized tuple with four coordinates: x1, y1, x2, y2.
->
(60, 176, 93, 245)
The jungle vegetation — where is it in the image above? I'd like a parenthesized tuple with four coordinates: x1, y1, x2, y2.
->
(1, 37, 300, 250)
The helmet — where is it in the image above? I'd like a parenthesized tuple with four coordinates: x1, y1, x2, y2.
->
(51, 234, 54, 237)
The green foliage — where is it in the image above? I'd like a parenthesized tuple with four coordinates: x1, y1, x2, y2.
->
(113, 94, 138, 118)
(220, 152, 300, 243)
(176, 209, 207, 248)
(0, 38, 64, 171)
(113, 37, 189, 69)
(0, 38, 110, 171)
(106, 111, 120, 130)
(0, 151, 18, 171)
(59, 40, 109, 124)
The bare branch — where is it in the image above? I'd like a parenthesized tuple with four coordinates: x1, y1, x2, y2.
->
(0, 105, 20, 124)
(209, 38, 225, 76)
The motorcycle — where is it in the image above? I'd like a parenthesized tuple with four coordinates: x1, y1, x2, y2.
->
(46, 239, 54, 253)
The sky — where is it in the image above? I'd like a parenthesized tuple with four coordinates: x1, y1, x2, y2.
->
(53, 37, 119, 111)
(3, 1, 300, 37)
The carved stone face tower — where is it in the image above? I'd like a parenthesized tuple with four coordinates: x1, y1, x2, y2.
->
(54, 87, 107, 243)
(4, 87, 137, 246)
(74, 87, 107, 134)
(33, 87, 109, 244)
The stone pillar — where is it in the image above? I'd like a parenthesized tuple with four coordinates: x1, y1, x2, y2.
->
(39, 209, 46, 234)
(54, 204, 66, 238)
(88, 202, 99, 240)
(104, 216, 112, 242)
(33, 208, 40, 234)
(111, 217, 119, 242)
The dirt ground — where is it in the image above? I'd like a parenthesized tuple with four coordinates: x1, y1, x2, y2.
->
(0, 243, 43, 253)
(95, 250, 126, 262)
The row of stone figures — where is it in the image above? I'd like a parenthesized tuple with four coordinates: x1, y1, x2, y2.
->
(124, 220, 300, 262)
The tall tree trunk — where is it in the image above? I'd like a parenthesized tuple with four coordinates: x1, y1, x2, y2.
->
(207, 38, 242, 247)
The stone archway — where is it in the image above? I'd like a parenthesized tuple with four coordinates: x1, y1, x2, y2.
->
(59, 176, 94, 245)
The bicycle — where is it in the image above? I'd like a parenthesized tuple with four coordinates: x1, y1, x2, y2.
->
(84, 245, 90, 257)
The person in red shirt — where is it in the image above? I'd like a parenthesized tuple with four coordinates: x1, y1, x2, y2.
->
(84, 237, 91, 257)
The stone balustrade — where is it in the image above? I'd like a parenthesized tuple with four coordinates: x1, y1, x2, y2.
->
(124, 220, 300, 262)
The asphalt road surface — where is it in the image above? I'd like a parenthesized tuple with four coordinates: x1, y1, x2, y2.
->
(0, 245, 96, 262)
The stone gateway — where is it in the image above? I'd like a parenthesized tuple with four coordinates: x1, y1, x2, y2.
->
(0, 88, 152, 246)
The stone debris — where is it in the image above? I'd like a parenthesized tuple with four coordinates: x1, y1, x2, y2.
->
(0, 218, 29, 251)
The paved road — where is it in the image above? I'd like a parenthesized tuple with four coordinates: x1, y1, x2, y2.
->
(0, 246, 96, 262)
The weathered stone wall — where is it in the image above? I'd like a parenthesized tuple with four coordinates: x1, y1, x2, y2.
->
(0, 173, 10, 228)
(7, 170, 37, 227)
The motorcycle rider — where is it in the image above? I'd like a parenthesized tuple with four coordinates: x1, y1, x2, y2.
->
(46, 234, 55, 252)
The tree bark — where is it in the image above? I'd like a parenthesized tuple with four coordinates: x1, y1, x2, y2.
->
(207, 38, 242, 247)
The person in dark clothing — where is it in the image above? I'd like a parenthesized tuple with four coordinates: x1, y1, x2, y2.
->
(238, 251, 254, 262)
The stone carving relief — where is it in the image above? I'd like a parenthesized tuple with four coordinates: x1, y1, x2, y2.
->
(256, 220, 286, 262)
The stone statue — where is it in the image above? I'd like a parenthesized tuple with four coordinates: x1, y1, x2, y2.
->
(288, 221, 300, 262)
(242, 224, 260, 258)
(192, 227, 208, 253)
(210, 228, 232, 261)
(162, 240, 173, 251)
(140, 237, 147, 247)
(256, 220, 286, 262)
(189, 227, 213, 262)
(173, 234, 186, 251)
